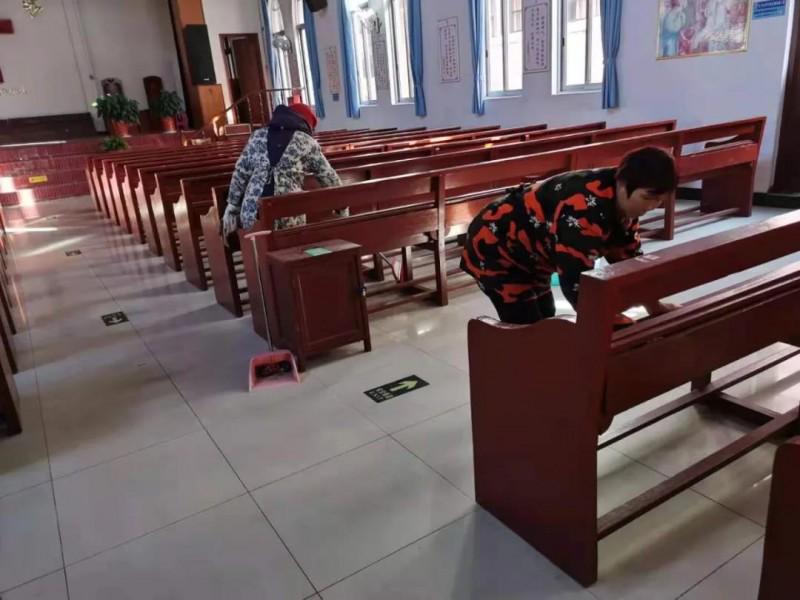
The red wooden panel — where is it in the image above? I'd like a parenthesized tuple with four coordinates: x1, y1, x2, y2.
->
(0, 20, 13, 34)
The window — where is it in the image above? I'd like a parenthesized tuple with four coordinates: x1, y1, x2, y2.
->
(510, 0, 523, 33)
(270, 2, 292, 104)
(352, 8, 378, 105)
(386, 0, 414, 104)
(293, 0, 315, 107)
(559, 0, 603, 92)
(486, 0, 523, 95)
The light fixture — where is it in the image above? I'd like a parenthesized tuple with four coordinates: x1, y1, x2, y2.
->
(22, 0, 43, 18)
(272, 32, 292, 51)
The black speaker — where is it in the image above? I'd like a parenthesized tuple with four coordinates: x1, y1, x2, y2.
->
(183, 25, 216, 85)
(305, 0, 327, 12)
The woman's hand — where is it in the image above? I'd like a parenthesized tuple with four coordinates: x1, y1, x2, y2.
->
(221, 205, 240, 246)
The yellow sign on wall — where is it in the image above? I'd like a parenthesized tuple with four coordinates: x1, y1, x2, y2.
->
(28, 175, 48, 184)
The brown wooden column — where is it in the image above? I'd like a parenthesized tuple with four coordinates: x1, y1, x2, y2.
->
(169, 0, 226, 129)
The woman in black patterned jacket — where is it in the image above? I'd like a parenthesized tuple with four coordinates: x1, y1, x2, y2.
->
(461, 147, 679, 326)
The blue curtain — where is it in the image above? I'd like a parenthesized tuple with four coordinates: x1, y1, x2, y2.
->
(303, 2, 326, 118)
(468, 0, 486, 116)
(338, 0, 361, 118)
(601, 0, 622, 109)
(408, 0, 427, 117)
(259, 0, 279, 90)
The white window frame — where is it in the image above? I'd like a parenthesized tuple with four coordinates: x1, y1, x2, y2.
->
(385, 0, 414, 105)
(293, 0, 316, 107)
(485, 0, 523, 97)
(352, 8, 378, 106)
(270, 2, 292, 105)
(556, 0, 603, 94)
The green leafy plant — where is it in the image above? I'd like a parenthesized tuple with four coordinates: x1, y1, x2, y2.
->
(100, 136, 129, 152)
(152, 90, 184, 118)
(92, 94, 140, 124)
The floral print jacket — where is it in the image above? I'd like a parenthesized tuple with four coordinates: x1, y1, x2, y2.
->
(226, 127, 342, 230)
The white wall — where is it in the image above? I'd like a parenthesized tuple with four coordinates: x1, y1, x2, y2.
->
(0, 0, 88, 119)
(305, 0, 795, 191)
(0, 0, 182, 121)
(78, 0, 182, 108)
(201, 0, 268, 108)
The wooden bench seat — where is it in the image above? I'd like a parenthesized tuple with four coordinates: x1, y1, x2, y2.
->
(758, 436, 800, 600)
(467, 209, 800, 586)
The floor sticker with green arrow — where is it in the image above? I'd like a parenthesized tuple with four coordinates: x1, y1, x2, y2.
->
(364, 375, 430, 403)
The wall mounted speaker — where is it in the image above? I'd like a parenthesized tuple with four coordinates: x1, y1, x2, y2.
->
(184, 25, 217, 85)
(305, 0, 327, 12)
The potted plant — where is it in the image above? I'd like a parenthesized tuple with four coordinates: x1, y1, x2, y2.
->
(93, 94, 140, 137)
(99, 136, 129, 152)
(152, 90, 184, 133)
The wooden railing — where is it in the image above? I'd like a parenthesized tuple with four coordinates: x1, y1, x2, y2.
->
(182, 87, 297, 145)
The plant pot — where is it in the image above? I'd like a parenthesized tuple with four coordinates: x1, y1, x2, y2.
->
(111, 120, 131, 137)
(160, 116, 178, 133)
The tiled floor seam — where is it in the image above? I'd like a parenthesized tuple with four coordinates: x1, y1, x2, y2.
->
(315, 509, 477, 595)
(58, 491, 250, 569)
(611, 444, 769, 530)
(87, 254, 322, 597)
(0, 568, 65, 596)
(674, 535, 765, 599)
(389, 431, 475, 502)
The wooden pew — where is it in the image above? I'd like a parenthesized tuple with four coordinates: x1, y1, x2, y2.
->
(0, 335, 20, 436)
(114, 144, 245, 238)
(111, 142, 245, 241)
(324, 122, 585, 164)
(467, 210, 800, 586)
(88, 141, 242, 228)
(126, 148, 245, 254)
(331, 120, 675, 183)
(0, 208, 22, 437)
(758, 436, 800, 600)
(98, 142, 245, 237)
(319, 126, 464, 150)
(206, 117, 759, 323)
(104, 126, 503, 245)
(174, 121, 607, 288)
(246, 177, 447, 369)
(177, 173, 234, 290)
(90, 145, 211, 221)
(323, 125, 520, 154)
(190, 120, 663, 300)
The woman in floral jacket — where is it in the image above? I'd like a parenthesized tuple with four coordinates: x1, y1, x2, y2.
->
(222, 103, 342, 238)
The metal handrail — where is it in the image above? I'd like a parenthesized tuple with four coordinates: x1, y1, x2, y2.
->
(182, 87, 299, 145)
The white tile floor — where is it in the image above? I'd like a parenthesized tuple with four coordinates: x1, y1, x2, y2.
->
(0, 196, 795, 599)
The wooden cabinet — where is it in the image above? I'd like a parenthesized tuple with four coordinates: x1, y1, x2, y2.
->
(266, 240, 371, 370)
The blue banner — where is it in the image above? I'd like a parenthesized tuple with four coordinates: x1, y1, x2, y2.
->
(753, 0, 786, 19)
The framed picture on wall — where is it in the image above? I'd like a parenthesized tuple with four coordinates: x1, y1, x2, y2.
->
(657, 0, 753, 60)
